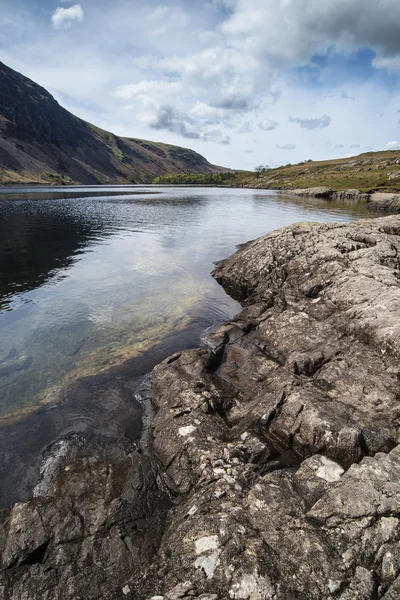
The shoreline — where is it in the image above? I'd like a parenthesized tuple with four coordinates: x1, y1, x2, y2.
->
(241, 184, 400, 214)
(0, 313, 213, 510)
(1, 214, 400, 598)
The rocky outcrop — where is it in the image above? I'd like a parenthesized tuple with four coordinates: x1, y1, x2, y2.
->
(279, 186, 372, 203)
(279, 186, 335, 199)
(0, 437, 173, 600)
(333, 189, 371, 202)
(367, 192, 400, 213)
(1, 216, 400, 599)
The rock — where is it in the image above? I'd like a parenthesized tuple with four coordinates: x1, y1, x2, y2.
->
(367, 192, 400, 213)
(333, 188, 370, 202)
(2, 216, 400, 599)
(165, 581, 194, 599)
(279, 186, 334, 199)
(144, 216, 400, 598)
(0, 433, 173, 599)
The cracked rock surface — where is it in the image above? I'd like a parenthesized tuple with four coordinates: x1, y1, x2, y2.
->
(1, 216, 400, 599)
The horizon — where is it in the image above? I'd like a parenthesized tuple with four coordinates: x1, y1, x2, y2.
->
(2, 1, 400, 170)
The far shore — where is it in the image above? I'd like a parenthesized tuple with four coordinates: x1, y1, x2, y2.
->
(2, 181, 400, 214)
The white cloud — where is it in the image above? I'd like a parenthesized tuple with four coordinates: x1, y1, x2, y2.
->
(141, 105, 200, 139)
(350, 143, 360, 148)
(236, 121, 253, 134)
(241, 147, 255, 153)
(150, 5, 188, 37)
(385, 141, 400, 149)
(258, 118, 279, 131)
(51, 5, 84, 30)
(5, 0, 400, 168)
(188, 102, 228, 124)
(220, 0, 400, 71)
(107, 0, 400, 159)
(289, 114, 331, 130)
(159, 47, 260, 113)
(202, 130, 231, 144)
(270, 90, 281, 104)
(139, 104, 230, 144)
(114, 80, 182, 101)
(372, 56, 400, 74)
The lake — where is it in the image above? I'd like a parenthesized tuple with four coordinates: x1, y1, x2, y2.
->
(0, 185, 375, 506)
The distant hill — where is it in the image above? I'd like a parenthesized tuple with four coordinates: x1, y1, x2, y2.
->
(238, 151, 400, 193)
(0, 62, 227, 185)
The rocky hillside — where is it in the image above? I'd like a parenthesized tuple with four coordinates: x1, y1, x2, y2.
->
(0, 62, 226, 185)
(239, 150, 400, 193)
(1, 215, 400, 599)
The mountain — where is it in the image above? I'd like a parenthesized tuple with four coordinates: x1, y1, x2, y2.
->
(0, 62, 227, 185)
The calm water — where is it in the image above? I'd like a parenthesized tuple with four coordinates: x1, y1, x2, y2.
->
(0, 186, 375, 506)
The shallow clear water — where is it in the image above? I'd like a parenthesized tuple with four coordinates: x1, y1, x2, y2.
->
(0, 186, 375, 422)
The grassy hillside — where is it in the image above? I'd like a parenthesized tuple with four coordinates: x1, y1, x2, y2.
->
(0, 62, 227, 185)
(237, 151, 400, 193)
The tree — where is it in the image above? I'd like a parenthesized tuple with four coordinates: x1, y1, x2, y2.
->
(254, 165, 269, 177)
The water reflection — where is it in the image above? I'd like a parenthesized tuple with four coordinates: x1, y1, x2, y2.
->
(0, 186, 377, 507)
(0, 207, 108, 309)
(0, 189, 156, 202)
(0, 187, 376, 420)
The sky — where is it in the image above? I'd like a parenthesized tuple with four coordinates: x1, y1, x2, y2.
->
(1, 0, 400, 170)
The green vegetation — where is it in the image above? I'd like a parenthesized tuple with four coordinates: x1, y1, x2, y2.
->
(153, 172, 238, 185)
(236, 151, 400, 193)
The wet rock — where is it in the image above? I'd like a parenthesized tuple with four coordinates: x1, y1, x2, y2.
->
(0, 433, 172, 599)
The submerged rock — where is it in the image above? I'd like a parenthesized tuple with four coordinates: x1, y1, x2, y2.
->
(1, 215, 400, 599)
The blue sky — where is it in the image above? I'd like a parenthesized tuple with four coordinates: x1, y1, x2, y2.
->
(2, 0, 400, 169)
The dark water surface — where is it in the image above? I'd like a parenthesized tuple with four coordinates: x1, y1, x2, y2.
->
(0, 186, 375, 506)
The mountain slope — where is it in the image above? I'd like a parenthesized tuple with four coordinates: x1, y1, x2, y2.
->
(0, 62, 227, 185)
